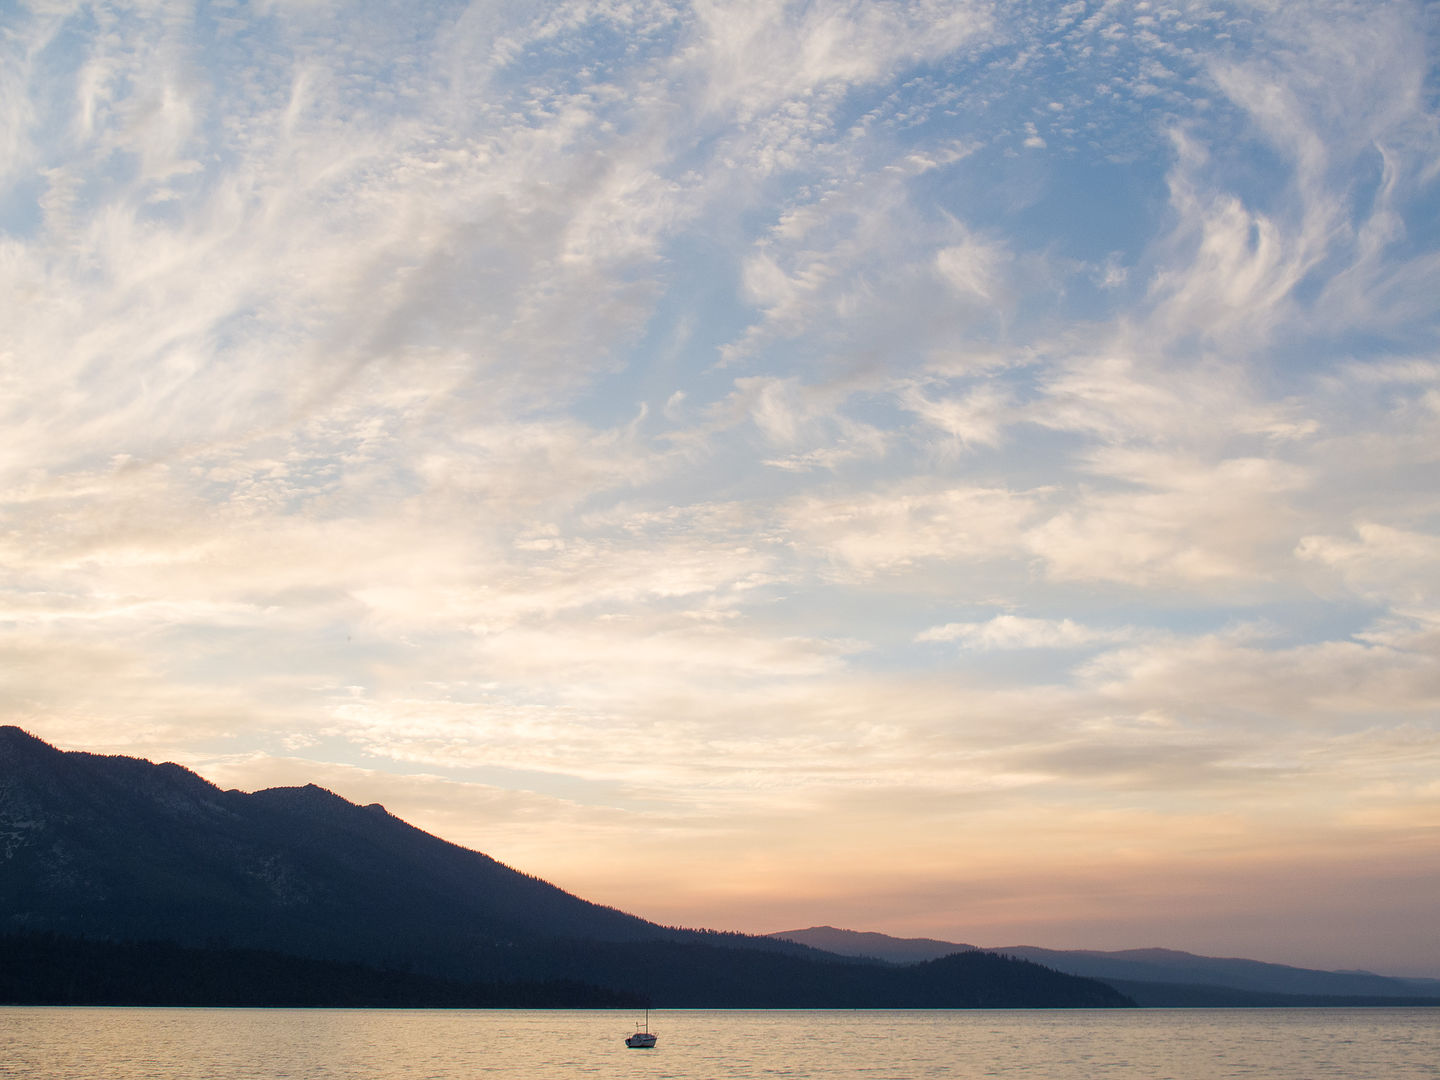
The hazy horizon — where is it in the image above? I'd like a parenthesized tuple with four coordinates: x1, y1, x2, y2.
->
(4, 0, 1438, 977)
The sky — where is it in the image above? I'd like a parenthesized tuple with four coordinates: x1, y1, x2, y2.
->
(3, 0, 1439, 977)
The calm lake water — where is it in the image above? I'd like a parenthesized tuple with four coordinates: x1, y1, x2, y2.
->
(1, 1007, 1437, 1079)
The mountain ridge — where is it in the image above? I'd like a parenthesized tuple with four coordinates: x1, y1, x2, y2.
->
(0, 727, 1129, 1008)
(769, 926, 1440, 1005)
(0, 725, 667, 963)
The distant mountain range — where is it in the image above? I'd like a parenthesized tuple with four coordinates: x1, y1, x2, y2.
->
(0, 727, 1127, 1008)
(770, 927, 1440, 1007)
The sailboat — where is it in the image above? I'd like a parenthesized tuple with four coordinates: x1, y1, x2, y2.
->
(624, 1009, 657, 1048)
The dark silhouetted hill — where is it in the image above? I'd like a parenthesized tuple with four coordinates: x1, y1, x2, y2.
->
(0, 725, 668, 969)
(992, 945, 1440, 1001)
(0, 727, 1130, 1008)
(770, 926, 1440, 1006)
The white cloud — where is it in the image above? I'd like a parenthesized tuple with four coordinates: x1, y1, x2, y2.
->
(688, 0, 992, 124)
(934, 231, 1010, 302)
(1030, 350, 1316, 447)
(1297, 523, 1440, 611)
(1075, 629, 1440, 720)
(900, 380, 1014, 449)
(918, 615, 1138, 650)
(784, 483, 1041, 576)
(1023, 451, 1313, 588)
